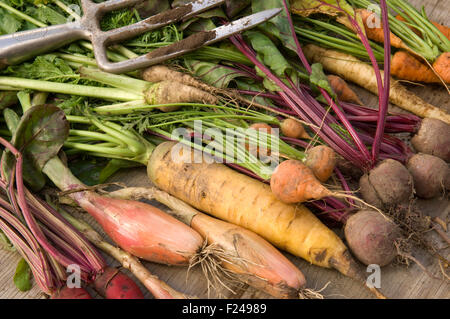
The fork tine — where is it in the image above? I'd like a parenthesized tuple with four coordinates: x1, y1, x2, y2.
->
(95, 0, 143, 12)
(95, 8, 282, 74)
(100, 0, 225, 44)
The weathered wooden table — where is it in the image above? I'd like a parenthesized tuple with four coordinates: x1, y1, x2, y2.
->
(0, 0, 449, 299)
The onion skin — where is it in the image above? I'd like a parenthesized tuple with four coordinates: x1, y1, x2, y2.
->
(73, 191, 203, 266)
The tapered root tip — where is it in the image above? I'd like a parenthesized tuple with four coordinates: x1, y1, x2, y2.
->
(329, 250, 388, 299)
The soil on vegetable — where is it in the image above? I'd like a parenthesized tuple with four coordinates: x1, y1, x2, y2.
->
(144, 3, 193, 26)
(386, 202, 449, 276)
(145, 31, 216, 60)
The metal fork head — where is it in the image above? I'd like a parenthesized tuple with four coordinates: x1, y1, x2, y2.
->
(80, 0, 226, 73)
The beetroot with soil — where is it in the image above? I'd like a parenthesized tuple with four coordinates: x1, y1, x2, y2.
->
(359, 159, 414, 209)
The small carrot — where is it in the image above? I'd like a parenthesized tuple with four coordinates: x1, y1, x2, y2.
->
(433, 52, 450, 84)
(338, 9, 407, 49)
(391, 51, 441, 83)
(280, 118, 310, 139)
(305, 145, 337, 182)
(245, 123, 274, 159)
(327, 75, 363, 105)
(249, 122, 274, 133)
(270, 160, 330, 203)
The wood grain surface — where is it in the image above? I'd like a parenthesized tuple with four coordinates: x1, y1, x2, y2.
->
(0, 0, 448, 299)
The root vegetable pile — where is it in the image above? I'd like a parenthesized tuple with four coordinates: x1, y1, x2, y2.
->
(0, 0, 448, 301)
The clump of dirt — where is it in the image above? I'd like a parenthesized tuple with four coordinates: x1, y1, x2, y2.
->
(144, 3, 192, 26)
(388, 202, 448, 279)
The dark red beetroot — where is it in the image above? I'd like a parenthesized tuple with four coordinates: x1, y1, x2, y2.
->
(411, 118, 450, 162)
(51, 286, 93, 299)
(406, 153, 450, 199)
(344, 210, 401, 267)
(94, 267, 144, 299)
(359, 159, 414, 209)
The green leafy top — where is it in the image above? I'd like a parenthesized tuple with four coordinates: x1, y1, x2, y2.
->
(1, 104, 69, 191)
(13, 258, 32, 292)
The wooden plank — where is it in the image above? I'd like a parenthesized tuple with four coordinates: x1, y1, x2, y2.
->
(0, 0, 449, 299)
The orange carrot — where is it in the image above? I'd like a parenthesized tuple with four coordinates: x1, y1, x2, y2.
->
(280, 118, 310, 139)
(327, 75, 363, 105)
(246, 123, 274, 158)
(338, 9, 406, 49)
(432, 22, 450, 41)
(433, 52, 450, 84)
(305, 145, 337, 182)
(270, 160, 330, 204)
(249, 122, 274, 133)
(391, 51, 441, 83)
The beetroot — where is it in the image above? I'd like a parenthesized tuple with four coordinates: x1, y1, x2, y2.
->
(359, 159, 414, 209)
(411, 118, 450, 162)
(344, 210, 401, 267)
(94, 267, 144, 299)
(51, 286, 93, 299)
(406, 153, 450, 199)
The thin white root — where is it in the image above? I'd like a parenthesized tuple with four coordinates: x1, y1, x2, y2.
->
(298, 281, 330, 299)
(188, 241, 247, 298)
